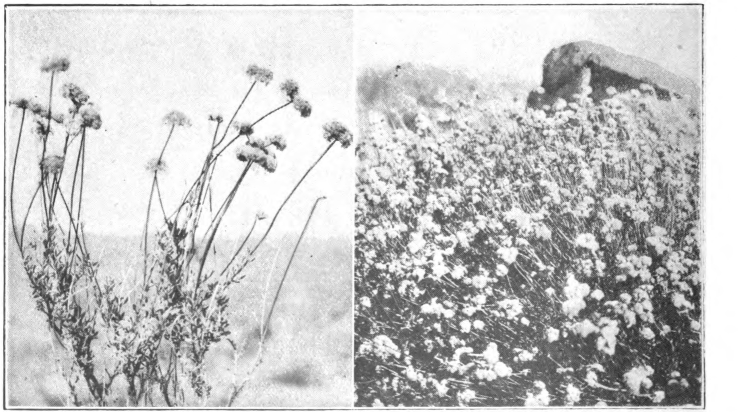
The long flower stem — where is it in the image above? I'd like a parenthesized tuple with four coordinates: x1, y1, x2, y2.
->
(75, 132, 86, 237)
(57, 189, 87, 256)
(20, 183, 42, 251)
(66, 135, 84, 247)
(10, 108, 27, 251)
(250, 141, 336, 255)
(154, 176, 168, 221)
(214, 82, 256, 148)
(143, 125, 175, 280)
(217, 216, 259, 280)
(40, 72, 56, 231)
(214, 101, 292, 160)
(170, 101, 292, 224)
(261, 196, 325, 337)
(194, 161, 253, 292)
(49, 130, 74, 215)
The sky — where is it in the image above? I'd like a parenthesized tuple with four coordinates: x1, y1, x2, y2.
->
(5, 7, 354, 240)
(355, 5, 702, 85)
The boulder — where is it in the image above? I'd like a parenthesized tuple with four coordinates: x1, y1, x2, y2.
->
(527, 41, 700, 111)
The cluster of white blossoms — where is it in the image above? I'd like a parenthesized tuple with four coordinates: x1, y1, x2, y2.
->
(562, 274, 591, 318)
(359, 335, 401, 360)
(624, 365, 655, 395)
(525, 381, 550, 406)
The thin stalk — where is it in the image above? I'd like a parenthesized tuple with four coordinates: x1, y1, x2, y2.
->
(10, 108, 27, 250)
(67, 134, 84, 239)
(57, 189, 87, 258)
(214, 101, 292, 160)
(170, 100, 292, 222)
(143, 124, 176, 280)
(40, 71, 55, 160)
(261, 196, 325, 337)
(40, 72, 56, 232)
(250, 141, 336, 255)
(216, 215, 259, 280)
(20, 183, 42, 254)
(194, 161, 253, 293)
(154, 176, 168, 222)
(75, 132, 86, 234)
(49, 130, 74, 214)
(214, 81, 256, 148)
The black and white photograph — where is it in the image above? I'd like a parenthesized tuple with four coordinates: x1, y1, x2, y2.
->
(354, 5, 704, 407)
(4, 7, 354, 407)
(5, 2, 746, 411)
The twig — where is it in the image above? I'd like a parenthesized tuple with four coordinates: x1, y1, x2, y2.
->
(261, 196, 325, 337)
(10, 108, 27, 251)
(250, 141, 336, 255)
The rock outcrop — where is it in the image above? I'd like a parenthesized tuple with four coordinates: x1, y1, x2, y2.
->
(527, 41, 700, 111)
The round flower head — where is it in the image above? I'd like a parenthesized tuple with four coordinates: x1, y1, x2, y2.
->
(323, 121, 353, 149)
(80, 104, 102, 130)
(246, 64, 273, 85)
(236, 145, 266, 163)
(280, 79, 300, 100)
(146, 158, 167, 174)
(208, 114, 224, 123)
(293, 97, 312, 118)
(246, 135, 266, 149)
(10, 98, 32, 110)
(163, 110, 191, 127)
(234, 122, 254, 136)
(61, 83, 89, 108)
(41, 155, 65, 175)
(41, 56, 71, 73)
(30, 104, 64, 124)
(259, 152, 278, 173)
(267, 134, 287, 151)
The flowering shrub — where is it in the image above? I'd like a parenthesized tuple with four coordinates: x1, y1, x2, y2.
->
(354, 77, 702, 407)
(8, 57, 351, 406)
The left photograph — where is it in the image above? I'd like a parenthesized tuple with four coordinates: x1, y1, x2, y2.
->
(4, 7, 354, 407)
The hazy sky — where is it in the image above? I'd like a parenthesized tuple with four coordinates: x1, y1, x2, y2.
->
(355, 5, 702, 84)
(6, 7, 354, 239)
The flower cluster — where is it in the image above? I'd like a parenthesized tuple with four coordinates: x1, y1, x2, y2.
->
(163, 110, 192, 127)
(235, 134, 281, 173)
(355, 79, 701, 407)
(293, 97, 312, 118)
(41, 56, 71, 73)
(246, 64, 273, 85)
(323, 120, 353, 148)
(280, 79, 300, 100)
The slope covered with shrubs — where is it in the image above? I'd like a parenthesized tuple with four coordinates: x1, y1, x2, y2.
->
(354, 69, 702, 407)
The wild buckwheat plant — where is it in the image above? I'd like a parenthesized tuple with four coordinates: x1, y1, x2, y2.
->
(355, 78, 701, 407)
(8, 56, 351, 406)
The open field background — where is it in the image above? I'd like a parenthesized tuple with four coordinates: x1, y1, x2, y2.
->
(5, 233, 352, 407)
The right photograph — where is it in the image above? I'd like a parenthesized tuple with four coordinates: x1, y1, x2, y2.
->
(354, 5, 703, 408)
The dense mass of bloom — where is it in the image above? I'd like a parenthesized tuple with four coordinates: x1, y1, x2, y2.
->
(246, 64, 274, 85)
(41, 155, 65, 175)
(280, 79, 300, 100)
(80, 104, 103, 130)
(355, 81, 702, 406)
(41, 56, 71, 73)
(293, 97, 312, 118)
(62, 83, 90, 108)
(323, 120, 353, 148)
(163, 110, 191, 127)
